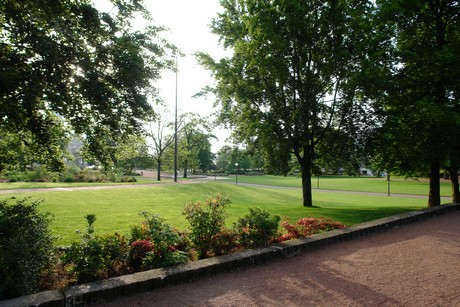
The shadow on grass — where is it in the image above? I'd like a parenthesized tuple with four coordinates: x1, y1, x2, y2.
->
(316, 206, 422, 226)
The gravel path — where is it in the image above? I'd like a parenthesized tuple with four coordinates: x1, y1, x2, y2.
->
(96, 211, 460, 307)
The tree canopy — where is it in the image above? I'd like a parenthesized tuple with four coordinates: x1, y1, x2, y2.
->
(0, 0, 176, 170)
(371, 0, 460, 205)
(198, 0, 378, 207)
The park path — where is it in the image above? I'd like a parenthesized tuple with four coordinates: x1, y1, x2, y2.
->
(94, 211, 460, 306)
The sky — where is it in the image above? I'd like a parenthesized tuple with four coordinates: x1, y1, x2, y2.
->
(147, 1, 232, 152)
(94, 0, 232, 152)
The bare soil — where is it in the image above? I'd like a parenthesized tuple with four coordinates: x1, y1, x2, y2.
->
(96, 211, 460, 307)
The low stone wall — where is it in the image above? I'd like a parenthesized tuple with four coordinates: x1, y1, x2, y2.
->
(3, 203, 459, 307)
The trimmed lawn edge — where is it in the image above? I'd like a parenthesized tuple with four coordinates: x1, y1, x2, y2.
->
(3, 202, 459, 307)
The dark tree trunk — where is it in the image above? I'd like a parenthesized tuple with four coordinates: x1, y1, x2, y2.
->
(299, 155, 313, 207)
(183, 160, 188, 178)
(449, 165, 460, 203)
(428, 158, 441, 207)
(157, 159, 161, 181)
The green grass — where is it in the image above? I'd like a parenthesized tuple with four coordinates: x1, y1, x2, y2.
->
(0, 177, 169, 190)
(226, 175, 452, 196)
(0, 181, 430, 246)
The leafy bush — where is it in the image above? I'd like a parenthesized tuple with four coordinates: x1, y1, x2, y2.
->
(281, 217, 346, 240)
(72, 169, 108, 182)
(25, 166, 54, 182)
(61, 215, 128, 283)
(106, 170, 124, 183)
(128, 212, 188, 269)
(120, 176, 137, 182)
(234, 208, 280, 248)
(129, 239, 155, 268)
(182, 194, 230, 258)
(0, 197, 55, 299)
(213, 227, 240, 255)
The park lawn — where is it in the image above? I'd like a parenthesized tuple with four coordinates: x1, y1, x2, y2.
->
(227, 175, 452, 196)
(1, 182, 429, 246)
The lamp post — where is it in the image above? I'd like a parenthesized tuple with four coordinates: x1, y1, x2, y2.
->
(235, 163, 239, 185)
(174, 54, 178, 183)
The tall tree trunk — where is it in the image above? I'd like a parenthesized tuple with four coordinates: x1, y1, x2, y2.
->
(156, 158, 161, 181)
(300, 158, 313, 207)
(428, 157, 441, 207)
(449, 165, 460, 203)
(183, 159, 188, 178)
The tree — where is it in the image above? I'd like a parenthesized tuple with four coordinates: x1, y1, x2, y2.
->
(114, 134, 151, 174)
(199, 0, 376, 207)
(0, 123, 69, 172)
(178, 113, 215, 178)
(0, 0, 176, 170)
(146, 107, 174, 181)
(216, 145, 232, 173)
(196, 139, 215, 173)
(375, 0, 460, 206)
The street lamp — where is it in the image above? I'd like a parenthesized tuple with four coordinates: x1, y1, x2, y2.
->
(173, 54, 178, 183)
(235, 163, 239, 185)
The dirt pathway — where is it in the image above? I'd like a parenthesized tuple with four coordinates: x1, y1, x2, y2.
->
(96, 211, 460, 306)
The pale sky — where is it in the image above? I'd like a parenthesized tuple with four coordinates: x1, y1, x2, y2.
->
(94, 0, 232, 152)
(147, 1, 232, 152)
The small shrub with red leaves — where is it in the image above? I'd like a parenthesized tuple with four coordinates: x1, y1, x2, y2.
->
(280, 217, 346, 240)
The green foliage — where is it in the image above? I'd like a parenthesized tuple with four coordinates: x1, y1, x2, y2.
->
(128, 212, 187, 269)
(120, 176, 137, 183)
(234, 208, 280, 248)
(2, 166, 140, 184)
(0, 0, 176, 170)
(61, 215, 128, 283)
(198, 1, 378, 206)
(182, 194, 230, 258)
(0, 197, 55, 299)
(370, 0, 460, 206)
(163, 113, 215, 177)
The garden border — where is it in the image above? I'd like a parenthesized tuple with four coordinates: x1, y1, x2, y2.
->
(3, 203, 459, 307)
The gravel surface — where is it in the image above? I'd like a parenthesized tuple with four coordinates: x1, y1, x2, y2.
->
(95, 211, 460, 307)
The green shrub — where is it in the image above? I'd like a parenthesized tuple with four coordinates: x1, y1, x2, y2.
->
(0, 197, 55, 299)
(128, 212, 187, 269)
(234, 208, 280, 248)
(121, 176, 136, 182)
(61, 215, 128, 283)
(182, 194, 230, 258)
(60, 166, 80, 182)
(63, 176, 74, 182)
(106, 170, 123, 182)
(6, 171, 27, 182)
(25, 166, 53, 182)
(69, 169, 109, 183)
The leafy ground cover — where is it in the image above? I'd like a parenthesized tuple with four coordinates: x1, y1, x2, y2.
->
(0, 181, 428, 246)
